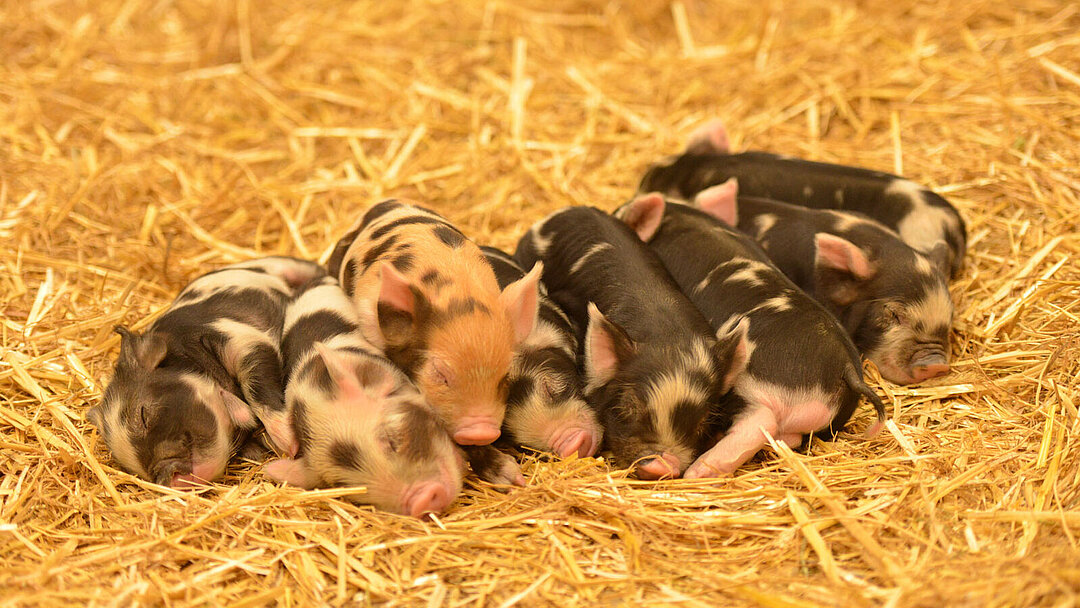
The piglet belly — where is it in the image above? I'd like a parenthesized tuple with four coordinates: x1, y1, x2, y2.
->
(736, 377, 837, 438)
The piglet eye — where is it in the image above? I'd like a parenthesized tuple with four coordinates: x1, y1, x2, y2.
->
(139, 404, 150, 427)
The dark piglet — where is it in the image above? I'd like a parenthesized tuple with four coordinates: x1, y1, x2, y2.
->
(514, 206, 748, 479)
(89, 257, 325, 487)
(640, 121, 966, 278)
(614, 194, 885, 478)
(266, 275, 467, 517)
(480, 246, 602, 458)
(692, 180, 953, 386)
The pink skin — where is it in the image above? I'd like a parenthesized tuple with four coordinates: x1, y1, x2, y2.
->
(693, 178, 740, 227)
(170, 461, 223, 488)
(453, 418, 502, 445)
(402, 481, 454, 518)
(686, 119, 731, 154)
(636, 452, 681, 480)
(685, 397, 833, 479)
(549, 426, 598, 458)
(909, 361, 949, 383)
(263, 415, 300, 457)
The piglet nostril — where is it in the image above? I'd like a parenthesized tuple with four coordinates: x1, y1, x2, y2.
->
(405, 482, 452, 518)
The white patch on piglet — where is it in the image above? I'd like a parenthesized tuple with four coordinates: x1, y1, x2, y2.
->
(570, 243, 614, 275)
(888, 179, 958, 259)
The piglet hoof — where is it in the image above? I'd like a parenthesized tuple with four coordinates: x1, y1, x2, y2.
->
(464, 445, 524, 489)
(635, 452, 681, 480)
(549, 427, 600, 458)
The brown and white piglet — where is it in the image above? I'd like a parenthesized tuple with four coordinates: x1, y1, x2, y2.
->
(328, 200, 541, 446)
(267, 276, 467, 517)
(693, 180, 953, 385)
(89, 257, 325, 487)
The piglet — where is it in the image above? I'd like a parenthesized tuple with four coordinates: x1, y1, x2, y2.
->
(480, 246, 601, 458)
(614, 194, 886, 478)
(515, 206, 748, 480)
(266, 276, 467, 517)
(328, 200, 541, 447)
(692, 180, 953, 386)
(640, 121, 966, 278)
(89, 256, 325, 487)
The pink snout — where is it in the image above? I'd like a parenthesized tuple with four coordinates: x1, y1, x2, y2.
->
(453, 420, 501, 445)
(403, 481, 454, 518)
(636, 452, 681, 480)
(909, 359, 950, 383)
(549, 427, 599, 458)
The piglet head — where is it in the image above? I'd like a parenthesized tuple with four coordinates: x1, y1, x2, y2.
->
(269, 346, 465, 517)
(814, 235, 953, 385)
(93, 327, 239, 487)
(582, 304, 723, 479)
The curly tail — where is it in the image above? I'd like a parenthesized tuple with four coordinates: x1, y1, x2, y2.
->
(844, 366, 887, 438)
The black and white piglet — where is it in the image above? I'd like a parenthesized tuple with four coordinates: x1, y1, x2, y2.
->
(640, 121, 966, 277)
(89, 257, 325, 487)
(515, 207, 748, 479)
(266, 276, 467, 517)
(692, 180, 953, 385)
(480, 246, 601, 458)
(614, 195, 885, 478)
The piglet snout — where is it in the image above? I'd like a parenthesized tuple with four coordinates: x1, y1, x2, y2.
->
(403, 481, 453, 518)
(636, 452, 681, 480)
(453, 419, 502, 445)
(909, 352, 949, 382)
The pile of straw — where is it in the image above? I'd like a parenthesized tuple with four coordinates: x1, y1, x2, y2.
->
(2, 0, 1078, 605)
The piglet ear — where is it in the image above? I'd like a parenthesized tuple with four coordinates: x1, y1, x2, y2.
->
(115, 326, 168, 371)
(814, 233, 876, 280)
(619, 193, 666, 242)
(583, 303, 636, 387)
(218, 388, 257, 430)
(500, 261, 542, 343)
(713, 317, 750, 393)
(693, 178, 739, 226)
(924, 241, 951, 276)
(378, 263, 415, 316)
(86, 404, 105, 431)
(264, 457, 319, 489)
(685, 119, 731, 154)
(314, 343, 364, 402)
(374, 262, 421, 346)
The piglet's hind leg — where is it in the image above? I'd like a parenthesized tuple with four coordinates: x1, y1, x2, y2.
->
(683, 407, 778, 479)
(238, 343, 298, 457)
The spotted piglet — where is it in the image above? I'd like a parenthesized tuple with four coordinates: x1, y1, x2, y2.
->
(327, 200, 542, 447)
(614, 195, 886, 478)
(265, 276, 467, 517)
(692, 180, 953, 386)
(89, 257, 325, 487)
(640, 121, 966, 277)
(480, 246, 602, 458)
(515, 206, 748, 479)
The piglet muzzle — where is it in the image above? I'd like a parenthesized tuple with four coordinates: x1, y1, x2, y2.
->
(453, 418, 502, 445)
(908, 348, 950, 382)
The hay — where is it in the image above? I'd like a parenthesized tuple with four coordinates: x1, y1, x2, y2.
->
(2, 0, 1078, 605)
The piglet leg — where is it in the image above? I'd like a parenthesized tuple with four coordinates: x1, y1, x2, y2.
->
(463, 445, 526, 488)
(683, 407, 778, 479)
(236, 343, 298, 458)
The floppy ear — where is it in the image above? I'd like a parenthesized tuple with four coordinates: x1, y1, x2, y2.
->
(713, 317, 750, 393)
(924, 241, 951, 276)
(314, 343, 365, 402)
(583, 303, 636, 387)
(374, 262, 422, 345)
(218, 389, 257, 430)
(693, 178, 739, 227)
(115, 326, 167, 370)
(814, 233, 877, 306)
(618, 193, 666, 242)
(500, 261, 542, 342)
(685, 119, 731, 154)
(86, 404, 106, 431)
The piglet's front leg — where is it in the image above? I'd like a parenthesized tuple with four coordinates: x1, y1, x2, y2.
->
(462, 445, 526, 488)
(683, 407, 800, 479)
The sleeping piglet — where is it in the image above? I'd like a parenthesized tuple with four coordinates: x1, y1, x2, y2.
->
(266, 276, 467, 517)
(614, 194, 885, 478)
(692, 180, 953, 386)
(480, 246, 601, 458)
(640, 120, 966, 278)
(328, 200, 542, 447)
(89, 256, 325, 487)
(515, 206, 748, 480)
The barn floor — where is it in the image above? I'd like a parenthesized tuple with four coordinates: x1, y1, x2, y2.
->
(2, 0, 1079, 606)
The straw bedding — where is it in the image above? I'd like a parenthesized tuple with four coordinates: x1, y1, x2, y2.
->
(2, 0, 1078, 605)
